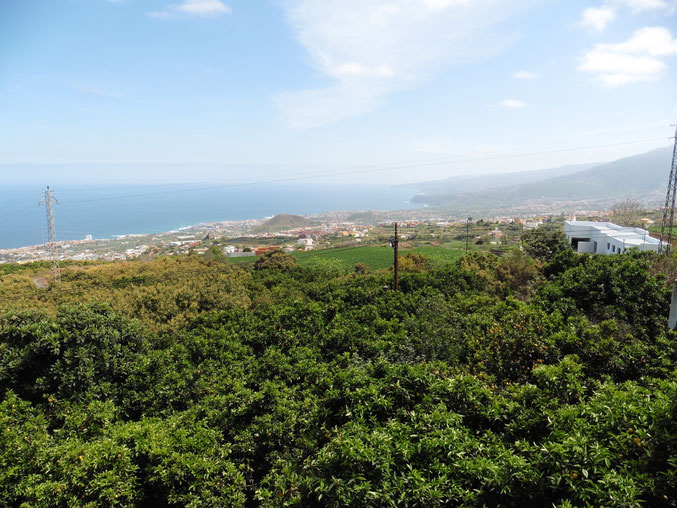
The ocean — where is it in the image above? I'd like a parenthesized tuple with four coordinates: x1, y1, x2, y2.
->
(0, 183, 419, 249)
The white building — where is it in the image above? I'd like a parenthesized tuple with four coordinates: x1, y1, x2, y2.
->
(297, 238, 315, 247)
(564, 221, 660, 255)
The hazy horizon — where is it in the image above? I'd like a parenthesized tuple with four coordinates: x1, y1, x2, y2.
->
(1, 144, 672, 186)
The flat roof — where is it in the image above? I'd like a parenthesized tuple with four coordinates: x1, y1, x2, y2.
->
(565, 220, 660, 245)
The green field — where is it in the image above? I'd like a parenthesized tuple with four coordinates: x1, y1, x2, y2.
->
(296, 245, 394, 270)
(405, 246, 465, 266)
(229, 245, 466, 271)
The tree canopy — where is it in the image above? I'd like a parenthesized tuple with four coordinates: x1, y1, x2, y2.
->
(521, 226, 570, 262)
(1, 249, 676, 506)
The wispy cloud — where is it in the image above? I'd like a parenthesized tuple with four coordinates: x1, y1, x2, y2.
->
(148, 0, 231, 19)
(499, 99, 527, 109)
(513, 70, 539, 79)
(577, 0, 674, 32)
(578, 26, 677, 86)
(276, 0, 538, 128)
(611, 0, 671, 13)
(580, 6, 616, 32)
(71, 84, 120, 98)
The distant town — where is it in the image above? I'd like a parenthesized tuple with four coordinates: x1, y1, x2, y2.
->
(1, 204, 651, 265)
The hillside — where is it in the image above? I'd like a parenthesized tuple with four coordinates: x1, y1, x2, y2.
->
(413, 146, 673, 212)
(401, 162, 597, 194)
(254, 213, 314, 232)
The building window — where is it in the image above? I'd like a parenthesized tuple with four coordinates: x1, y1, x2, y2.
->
(607, 242, 610, 250)
(612, 245, 615, 252)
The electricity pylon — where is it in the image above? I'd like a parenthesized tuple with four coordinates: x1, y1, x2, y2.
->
(39, 186, 60, 282)
(659, 126, 677, 255)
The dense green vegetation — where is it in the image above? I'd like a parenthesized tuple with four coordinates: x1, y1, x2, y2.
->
(1, 245, 676, 506)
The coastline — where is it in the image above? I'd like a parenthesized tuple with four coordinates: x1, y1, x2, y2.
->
(0, 205, 456, 264)
(0, 182, 420, 251)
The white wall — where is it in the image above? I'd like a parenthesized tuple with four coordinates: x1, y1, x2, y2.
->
(577, 241, 596, 254)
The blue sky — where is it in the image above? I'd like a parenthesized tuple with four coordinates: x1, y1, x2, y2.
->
(1, 0, 676, 184)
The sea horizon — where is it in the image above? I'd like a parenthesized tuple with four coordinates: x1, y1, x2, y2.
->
(0, 183, 420, 250)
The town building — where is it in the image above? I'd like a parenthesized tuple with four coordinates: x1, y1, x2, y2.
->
(297, 237, 315, 249)
(564, 221, 660, 254)
(523, 220, 542, 230)
(489, 228, 504, 245)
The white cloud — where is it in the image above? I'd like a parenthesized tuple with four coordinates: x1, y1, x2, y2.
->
(276, 0, 538, 128)
(513, 70, 539, 79)
(579, 26, 677, 86)
(421, 0, 475, 11)
(577, 0, 673, 33)
(499, 99, 527, 109)
(327, 63, 396, 79)
(148, 0, 231, 19)
(580, 6, 616, 32)
(611, 0, 670, 13)
(609, 25, 677, 55)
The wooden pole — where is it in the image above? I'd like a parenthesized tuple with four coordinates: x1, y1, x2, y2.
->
(393, 222, 399, 291)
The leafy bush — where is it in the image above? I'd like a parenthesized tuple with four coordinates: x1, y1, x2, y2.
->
(0, 303, 147, 404)
(522, 227, 570, 262)
(254, 250, 299, 271)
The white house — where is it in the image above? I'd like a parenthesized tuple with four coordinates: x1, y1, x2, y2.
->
(564, 221, 660, 255)
(296, 238, 315, 250)
(297, 238, 315, 247)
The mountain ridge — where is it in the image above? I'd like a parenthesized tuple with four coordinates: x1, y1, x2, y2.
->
(411, 146, 673, 213)
(400, 162, 598, 194)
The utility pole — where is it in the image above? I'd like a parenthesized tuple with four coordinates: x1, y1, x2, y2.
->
(389, 222, 399, 291)
(465, 217, 472, 253)
(659, 125, 677, 255)
(39, 186, 60, 282)
(643, 229, 647, 252)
